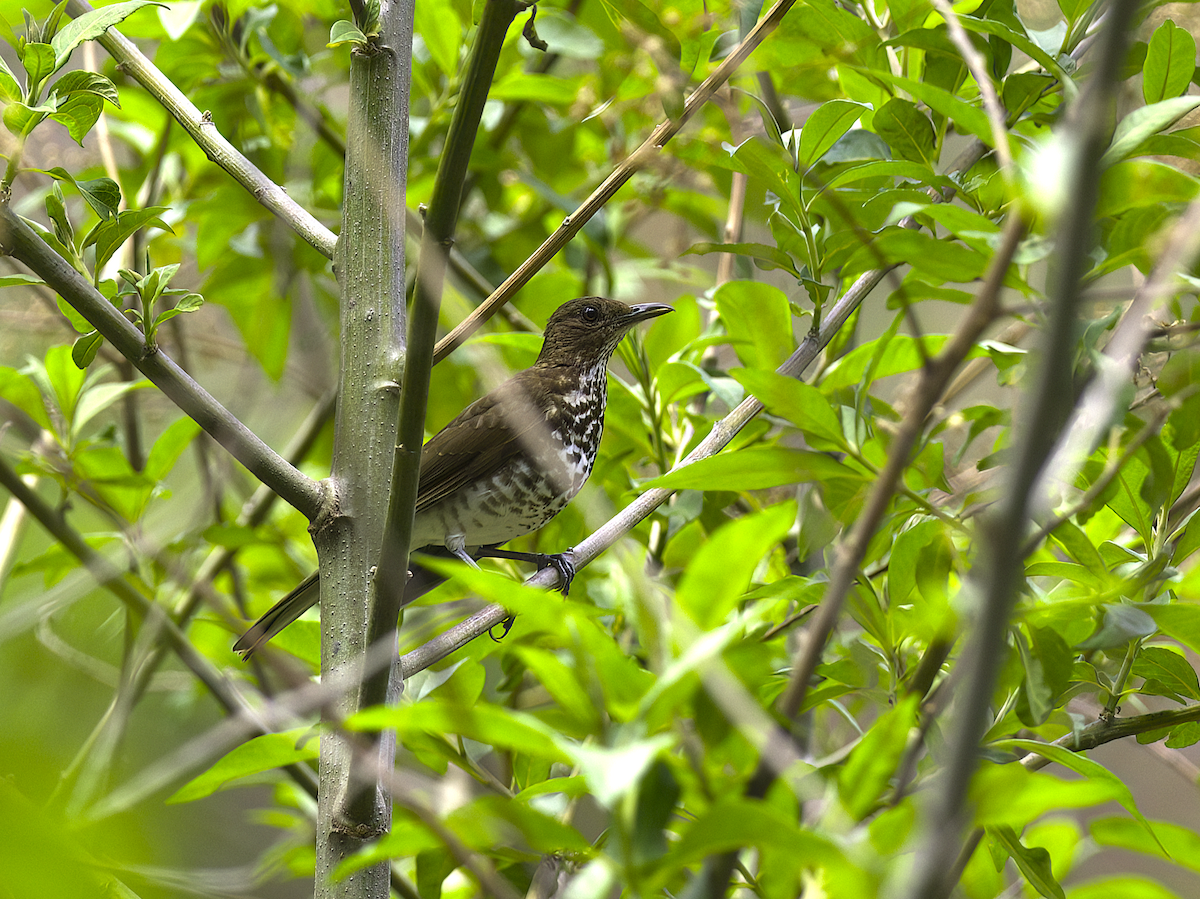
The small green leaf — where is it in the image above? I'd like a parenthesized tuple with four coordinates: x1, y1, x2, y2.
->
(1103, 97, 1200, 167)
(168, 728, 319, 803)
(328, 19, 369, 47)
(799, 99, 869, 165)
(731, 368, 846, 451)
(684, 241, 801, 277)
(994, 739, 1163, 849)
(988, 825, 1065, 899)
(1132, 645, 1200, 702)
(21, 43, 57, 96)
(0, 274, 43, 289)
(1077, 604, 1157, 651)
(84, 206, 172, 272)
(1143, 20, 1196, 105)
(414, 0, 461, 75)
(873, 98, 936, 166)
(144, 416, 201, 482)
(840, 694, 920, 820)
(50, 1, 161, 68)
(50, 70, 120, 105)
(49, 91, 102, 145)
(3, 100, 52, 138)
(675, 501, 796, 629)
(870, 70, 993, 145)
(0, 55, 21, 102)
(713, 280, 795, 370)
(644, 447, 858, 492)
(70, 331, 103, 368)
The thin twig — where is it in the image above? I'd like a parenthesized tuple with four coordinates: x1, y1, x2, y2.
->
(930, 0, 1014, 177)
(63, 0, 337, 259)
(432, 0, 800, 364)
(903, 1, 1141, 893)
(0, 205, 326, 520)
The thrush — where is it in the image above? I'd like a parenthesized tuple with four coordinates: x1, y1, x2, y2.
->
(234, 297, 673, 658)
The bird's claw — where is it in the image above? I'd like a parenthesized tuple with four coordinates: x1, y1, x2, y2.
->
(536, 549, 575, 595)
(489, 615, 515, 642)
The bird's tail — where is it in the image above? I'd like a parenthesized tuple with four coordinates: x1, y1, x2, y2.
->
(233, 549, 455, 660)
(233, 570, 320, 660)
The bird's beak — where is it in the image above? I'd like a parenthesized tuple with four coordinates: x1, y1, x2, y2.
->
(625, 303, 674, 324)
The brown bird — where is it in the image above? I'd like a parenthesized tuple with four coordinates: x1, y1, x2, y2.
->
(234, 297, 672, 658)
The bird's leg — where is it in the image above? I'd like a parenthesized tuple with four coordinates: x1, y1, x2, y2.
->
(475, 546, 576, 595)
(444, 534, 481, 569)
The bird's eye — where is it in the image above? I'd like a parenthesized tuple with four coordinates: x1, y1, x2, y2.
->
(581, 304, 600, 323)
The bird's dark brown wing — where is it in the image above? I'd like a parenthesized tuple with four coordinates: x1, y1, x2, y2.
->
(415, 368, 566, 511)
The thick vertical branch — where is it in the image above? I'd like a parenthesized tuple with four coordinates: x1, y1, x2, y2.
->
(316, 2, 414, 897)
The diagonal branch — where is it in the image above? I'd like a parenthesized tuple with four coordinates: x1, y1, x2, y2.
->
(431, 0, 800, 363)
(63, 0, 338, 259)
(0, 206, 326, 520)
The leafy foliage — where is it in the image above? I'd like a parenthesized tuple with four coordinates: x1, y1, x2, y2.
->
(2, 0, 1200, 898)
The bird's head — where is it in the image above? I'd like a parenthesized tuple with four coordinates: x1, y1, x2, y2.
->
(536, 297, 673, 368)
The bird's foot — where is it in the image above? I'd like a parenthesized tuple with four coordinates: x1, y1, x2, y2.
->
(475, 546, 576, 594)
(534, 549, 575, 596)
(489, 615, 515, 642)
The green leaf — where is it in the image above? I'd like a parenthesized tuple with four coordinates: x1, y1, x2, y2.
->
(50, 1, 161, 68)
(994, 739, 1163, 847)
(683, 241, 801, 278)
(839, 694, 919, 820)
(1016, 626, 1073, 726)
(3, 101, 52, 138)
(1065, 877, 1185, 899)
(144, 416, 202, 482)
(730, 368, 846, 451)
(168, 728, 319, 803)
(328, 19, 369, 47)
(1077, 604, 1157, 651)
(713, 280, 794, 370)
(21, 43, 57, 96)
(0, 274, 43, 289)
(84, 206, 172, 272)
(1097, 160, 1200, 217)
(50, 70, 120, 106)
(562, 735, 673, 808)
(643, 447, 859, 492)
(0, 55, 21, 102)
(70, 331, 103, 369)
(845, 228, 988, 283)
(971, 762, 1123, 827)
(955, 16, 1076, 98)
(987, 825, 1065, 899)
(349, 702, 570, 764)
(72, 380, 151, 438)
(799, 99, 869, 165)
(41, 168, 121, 221)
(1142, 20, 1196, 105)
(1091, 816, 1193, 867)
(873, 98, 936, 166)
(632, 760, 680, 866)
(414, 0, 461, 76)
(1102, 97, 1200, 167)
(0, 366, 52, 430)
(668, 795, 850, 872)
(675, 501, 796, 629)
(870, 70, 993, 145)
(49, 92, 102, 145)
(1132, 645, 1200, 702)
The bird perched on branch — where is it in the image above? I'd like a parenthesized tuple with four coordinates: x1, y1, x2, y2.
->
(234, 297, 673, 659)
